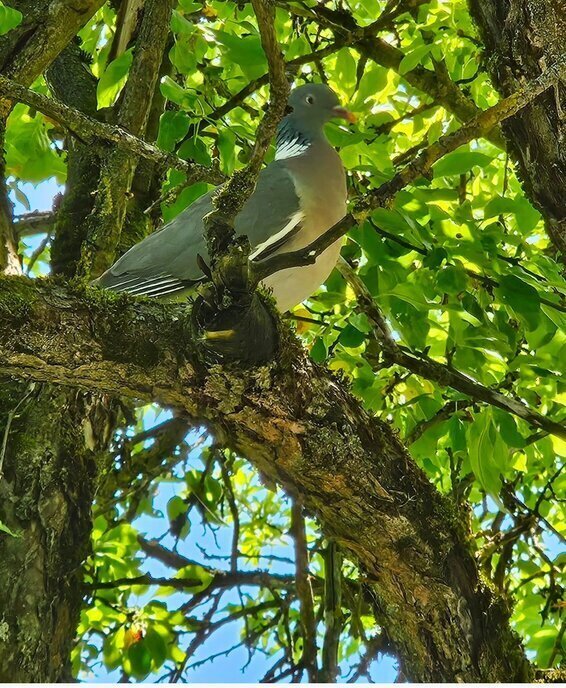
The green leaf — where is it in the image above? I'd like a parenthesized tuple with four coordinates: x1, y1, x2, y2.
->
(399, 43, 432, 74)
(166, 495, 187, 522)
(433, 151, 493, 177)
(171, 9, 196, 35)
(436, 265, 468, 294)
(159, 75, 190, 106)
(423, 247, 448, 269)
(203, 476, 222, 506)
(212, 29, 266, 79)
(310, 337, 327, 363)
(493, 409, 526, 448)
(335, 48, 357, 90)
(144, 628, 167, 670)
(217, 128, 237, 174)
(496, 274, 541, 331)
(466, 409, 506, 495)
(0, 3, 23, 35)
(102, 628, 125, 671)
(0, 519, 20, 538)
(339, 324, 366, 348)
(126, 641, 152, 679)
(97, 49, 133, 108)
(156, 111, 191, 153)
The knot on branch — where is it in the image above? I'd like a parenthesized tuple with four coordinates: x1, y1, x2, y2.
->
(190, 283, 278, 365)
(190, 239, 278, 365)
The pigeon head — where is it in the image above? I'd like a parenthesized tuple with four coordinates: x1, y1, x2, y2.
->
(287, 83, 356, 128)
(275, 84, 355, 160)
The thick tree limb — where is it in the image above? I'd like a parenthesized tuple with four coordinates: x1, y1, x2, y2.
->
(0, 75, 222, 185)
(0, 0, 105, 116)
(0, 275, 532, 681)
(469, 0, 566, 262)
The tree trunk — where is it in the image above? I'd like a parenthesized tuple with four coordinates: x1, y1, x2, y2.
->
(0, 384, 115, 681)
(0, 5, 117, 678)
(469, 0, 566, 259)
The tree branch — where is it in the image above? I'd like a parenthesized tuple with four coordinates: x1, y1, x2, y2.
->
(0, 274, 533, 681)
(320, 540, 342, 682)
(78, 0, 176, 278)
(291, 498, 318, 682)
(0, 0, 106, 116)
(338, 258, 566, 440)
(85, 570, 294, 592)
(203, 0, 289, 264)
(0, 75, 222, 185)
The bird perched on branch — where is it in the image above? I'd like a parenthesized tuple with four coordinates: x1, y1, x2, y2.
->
(95, 83, 355, 312)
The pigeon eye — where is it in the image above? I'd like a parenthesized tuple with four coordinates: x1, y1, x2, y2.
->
(305, 95, 314, 105)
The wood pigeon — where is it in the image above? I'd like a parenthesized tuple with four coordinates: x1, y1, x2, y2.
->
(95, 84, 355, 312)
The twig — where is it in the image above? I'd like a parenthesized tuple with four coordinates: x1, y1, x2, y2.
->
(0, 382, 36, 478)
(348, 634, 388, 682)
(406, 400, 473, 445)
(291, 498, 319, 681)
(320, 540, 343, 682)
(14, 210, 56, 237)
(25, 232, 52, 275)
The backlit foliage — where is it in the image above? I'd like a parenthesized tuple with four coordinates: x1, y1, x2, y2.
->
(7, 0, 564, 680)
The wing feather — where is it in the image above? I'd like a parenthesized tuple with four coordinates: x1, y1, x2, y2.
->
(96, 161, 303, 298)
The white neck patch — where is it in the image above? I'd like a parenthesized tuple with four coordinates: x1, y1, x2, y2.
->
(275, 133, 311, 161)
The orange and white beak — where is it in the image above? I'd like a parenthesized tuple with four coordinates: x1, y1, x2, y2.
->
(332, 105, 357, 123)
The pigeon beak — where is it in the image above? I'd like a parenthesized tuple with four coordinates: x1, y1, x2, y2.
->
(332, 106, 357, 123)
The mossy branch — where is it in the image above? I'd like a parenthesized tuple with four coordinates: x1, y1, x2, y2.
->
(0, 273, 533, 681)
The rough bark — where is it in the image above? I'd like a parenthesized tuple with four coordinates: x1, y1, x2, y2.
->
(0, 0, 105, 112)
(468, 0, 566, 260)
(0, 6, 122, 681)
(78, 0, 175, 278)
(45, 42, 101, 278)
(0, 276, 533, 682)
(0, 383, 114, 682)
(0, 122, 19, 276)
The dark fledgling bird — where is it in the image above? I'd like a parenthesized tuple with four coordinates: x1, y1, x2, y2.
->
(95, 84, 355, 312)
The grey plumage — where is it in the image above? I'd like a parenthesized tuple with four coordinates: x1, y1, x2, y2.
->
(95, 84, 353, 312)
